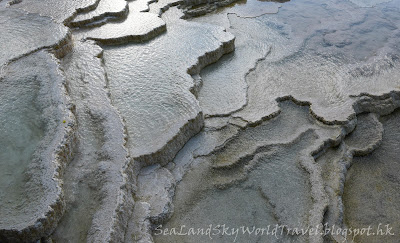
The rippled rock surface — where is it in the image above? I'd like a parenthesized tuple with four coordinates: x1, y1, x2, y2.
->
(103, 9, 234, 167)
(70, 0, 127, 27)
(154, 101, 347, 243)
(10, 0, 99, 23)
(343, 110, 400, 242)
(0, 51, 75, 242)
(1, 0, 400, 242)
(51, 41, 132, 243)
(0, 8, 69, 66)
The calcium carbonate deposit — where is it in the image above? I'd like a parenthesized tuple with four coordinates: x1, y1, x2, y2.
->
(1, 0, 400, 242)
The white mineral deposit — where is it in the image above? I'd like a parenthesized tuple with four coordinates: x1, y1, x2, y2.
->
(1, 0, 400, 242)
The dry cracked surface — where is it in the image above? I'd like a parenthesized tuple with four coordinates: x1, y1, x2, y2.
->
(1, 0, 400, 242)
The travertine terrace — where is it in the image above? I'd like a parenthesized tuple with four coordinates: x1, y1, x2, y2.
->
(1, 0, 400, 242)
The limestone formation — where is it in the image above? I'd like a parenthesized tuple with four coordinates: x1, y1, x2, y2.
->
(1, 0, 400, 242)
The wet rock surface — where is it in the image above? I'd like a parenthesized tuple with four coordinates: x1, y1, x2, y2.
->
(10, 0, 99, 23)
(343, 110, 400, 243)
(50, 41, 133, 243)
(103, 9, 235, 167)
(1, 0, 400, 242)
(0, 51, 75, 242)
(0, 8, 69, 66)
(70, 0, 128, 27)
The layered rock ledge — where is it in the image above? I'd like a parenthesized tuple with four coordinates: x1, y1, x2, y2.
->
(0, 51, 76, 242)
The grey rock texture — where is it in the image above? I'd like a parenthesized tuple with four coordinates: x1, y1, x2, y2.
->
(0, 51, 76, 242)
(1, 0, 400, 242)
